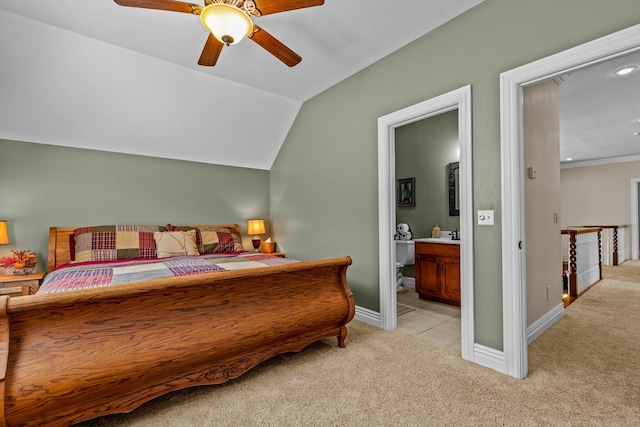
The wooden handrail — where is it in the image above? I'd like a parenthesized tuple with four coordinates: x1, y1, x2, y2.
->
(561, 228, 602, 299)
(561, 227, 602, 235)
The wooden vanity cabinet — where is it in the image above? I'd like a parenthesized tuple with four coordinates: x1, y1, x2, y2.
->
(415, 242, 460, 306)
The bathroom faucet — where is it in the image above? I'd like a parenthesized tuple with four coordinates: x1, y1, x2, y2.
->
(451, 229, 460, 240)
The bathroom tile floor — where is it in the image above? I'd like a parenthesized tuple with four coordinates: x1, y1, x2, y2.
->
(396, 288, 461, 351)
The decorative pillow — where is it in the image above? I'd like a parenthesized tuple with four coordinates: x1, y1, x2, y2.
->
(153, 230, 199, 258)
(168, 225, 244, 253)
(73, 225, 167, 263)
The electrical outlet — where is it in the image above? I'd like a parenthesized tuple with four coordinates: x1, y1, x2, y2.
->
(547, 285, 551, 301)
(477, 210, 494, 225)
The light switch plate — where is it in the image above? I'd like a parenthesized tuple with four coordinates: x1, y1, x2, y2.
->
(478, 210, 494, 225)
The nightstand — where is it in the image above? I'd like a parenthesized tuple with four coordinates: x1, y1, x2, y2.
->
(0, 272, 45, 297)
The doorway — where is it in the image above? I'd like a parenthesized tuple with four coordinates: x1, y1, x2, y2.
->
(377, 85, 474, 362)
(500, 24, 640, 379)
(632, 178, 640, 260)
(394, 109, 462, 349)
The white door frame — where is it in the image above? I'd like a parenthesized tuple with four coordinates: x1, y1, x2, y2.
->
(500, 24, 640, 379)
(377, 85, 475, 362)
(631, 177, 640, 260)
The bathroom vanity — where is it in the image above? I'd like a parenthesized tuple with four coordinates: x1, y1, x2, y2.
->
(414, 239, 460, 306)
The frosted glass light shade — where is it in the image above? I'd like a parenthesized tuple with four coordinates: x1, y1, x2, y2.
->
(247, 219, 266, 235)
(0, 220, 8, 245)
(201, 3, 253, 46)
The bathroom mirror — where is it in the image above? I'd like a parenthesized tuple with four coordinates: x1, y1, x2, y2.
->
(448, 162, 459, 216)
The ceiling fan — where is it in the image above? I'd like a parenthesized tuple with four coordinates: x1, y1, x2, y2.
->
(114, 0, 324, 67)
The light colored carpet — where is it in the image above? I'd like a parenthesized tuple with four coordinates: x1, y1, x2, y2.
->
(603, 259, 640, 283)
(78, 277, 640, 426)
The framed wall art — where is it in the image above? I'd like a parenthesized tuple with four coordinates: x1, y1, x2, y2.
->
(397, 177, 415, 207)
(448, 162, 460, 216)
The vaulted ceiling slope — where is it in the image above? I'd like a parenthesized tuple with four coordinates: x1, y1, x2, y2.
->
(0, 1, 484, 170)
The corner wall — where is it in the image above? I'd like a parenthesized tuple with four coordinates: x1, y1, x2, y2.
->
(395, 109, 460, 239)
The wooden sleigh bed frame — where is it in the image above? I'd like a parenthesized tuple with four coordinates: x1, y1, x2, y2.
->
(0, 225, 354, 426)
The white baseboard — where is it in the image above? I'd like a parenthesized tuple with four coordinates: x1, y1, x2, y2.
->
(353, 305, 381, 328)
(402, 277, 415, 289)
(473, 344, 507, 374)
(526, 303, 565, 345)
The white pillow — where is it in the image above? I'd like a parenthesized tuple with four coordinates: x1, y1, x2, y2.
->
(154, 230, 199, 258)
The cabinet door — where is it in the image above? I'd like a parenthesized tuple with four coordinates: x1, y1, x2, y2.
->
(416, 254, 439, 298)
(441, 256, 461, 305)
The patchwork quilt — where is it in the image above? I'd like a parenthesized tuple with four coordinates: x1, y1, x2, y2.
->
(38, 252, 295, 294)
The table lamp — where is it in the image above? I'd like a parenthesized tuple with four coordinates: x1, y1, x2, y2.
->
(0, 220, 9, 245)
(247, 219, 266, 252)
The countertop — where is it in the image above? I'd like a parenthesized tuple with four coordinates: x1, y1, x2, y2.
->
(414, 237, 461, 245)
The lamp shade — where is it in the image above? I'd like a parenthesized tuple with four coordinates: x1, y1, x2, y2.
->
(201, 3, 253, 46)
(247, 219, 266, 235)
(0, 220, 8, 245)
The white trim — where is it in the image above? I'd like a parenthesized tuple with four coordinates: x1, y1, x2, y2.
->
(500, 70, 528, 379)
(377, 85, 475, 363)
(402, 277, 416, 289)
(526, 303, 564, 345)
(631, 178, 640, 260)
(500, 24, 640, 379)
(354, 305, 381, 328)
(473, 344, 506, 375)
(561, 154, 640, 169)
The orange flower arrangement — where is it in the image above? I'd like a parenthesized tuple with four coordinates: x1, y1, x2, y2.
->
(0, 250, 37, 273)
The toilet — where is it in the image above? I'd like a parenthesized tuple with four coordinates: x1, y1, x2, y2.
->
(395, 240, 415, 291)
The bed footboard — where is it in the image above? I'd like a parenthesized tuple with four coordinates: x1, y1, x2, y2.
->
(0, 257, 353, 426)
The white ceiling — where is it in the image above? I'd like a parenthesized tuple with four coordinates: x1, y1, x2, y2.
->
(559, 50, 640, 165)
(0, 0, 484, 170)
(0, 0, 484, 102)
(0, 0, 482, 101)
(1, 1, 637, 169)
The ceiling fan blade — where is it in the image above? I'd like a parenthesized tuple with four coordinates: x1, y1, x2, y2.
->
(198, 33, 224, 66)
(114, 0, 202, 15)
(249, 26, 301, 67)
(249, 0, 324, 16)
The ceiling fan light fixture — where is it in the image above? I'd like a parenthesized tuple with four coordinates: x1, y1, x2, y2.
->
(201, 3, 253, 46)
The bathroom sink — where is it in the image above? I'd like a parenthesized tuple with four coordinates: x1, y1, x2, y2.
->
(414, 237, 460, 245)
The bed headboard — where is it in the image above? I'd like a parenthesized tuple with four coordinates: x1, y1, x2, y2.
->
(47, 224, 243, 273)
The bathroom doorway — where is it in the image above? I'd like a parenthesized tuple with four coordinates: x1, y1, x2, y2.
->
(394, 109, 462, 350)
(377, 85, 474, 362)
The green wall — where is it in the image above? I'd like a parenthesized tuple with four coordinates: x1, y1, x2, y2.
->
(396, 109, 460, 239)
(270, 0, 640, 350)
(0, 139, 270, 268)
